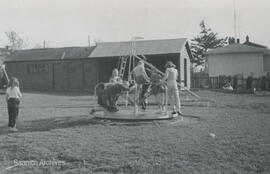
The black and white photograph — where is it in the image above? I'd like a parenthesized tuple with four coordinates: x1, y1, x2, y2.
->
(0, 0, 270, 173)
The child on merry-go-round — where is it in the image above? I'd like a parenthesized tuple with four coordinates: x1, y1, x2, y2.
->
(130, 60, 151, 111)
(148, 68, 166, 113)
(162, 61, 184, 117)
(91, 68, 130, 113)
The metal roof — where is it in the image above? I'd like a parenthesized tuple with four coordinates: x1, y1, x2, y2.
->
(243, 41, 267, 48)
(4, 38, 193, 62)
(206, 43, 270, 55)
(89, 38, 189, 58)
(5, 47, 95, 62)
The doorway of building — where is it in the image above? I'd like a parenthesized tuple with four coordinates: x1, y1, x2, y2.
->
(68, 62, 83, 90)
(184, 58, 187, 87)
(53, 63, 68, 91)
(84, 62, 97, 93)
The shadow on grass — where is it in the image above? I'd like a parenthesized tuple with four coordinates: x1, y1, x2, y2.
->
(0, 113, 201, 135)
(0, 115, 101, 135)
(69, 98, 95, 102)
(21, 90, 93, 96)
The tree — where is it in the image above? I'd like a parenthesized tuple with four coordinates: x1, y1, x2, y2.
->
(191, 20, 227, 67)
(5, 30, 27, 50)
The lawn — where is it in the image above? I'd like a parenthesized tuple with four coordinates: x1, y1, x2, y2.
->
(0, 90, 270, 174)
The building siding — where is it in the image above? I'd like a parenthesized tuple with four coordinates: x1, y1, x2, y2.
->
(207, 53, 263, 78)
(5, 52, 191, 92)
(6, 59, 98, 93)
(97, 57, 118, 82)
(6, 61, 54, 90)
(263, 54, 270, 73)
(180, 47, 191, 88)
(4, 43, 192, 92)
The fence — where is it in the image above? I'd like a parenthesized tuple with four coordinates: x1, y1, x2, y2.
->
(191, 72, 209, 88)
(191, 72, 270, 91)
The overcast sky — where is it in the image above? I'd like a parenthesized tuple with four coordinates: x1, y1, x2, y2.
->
(0, 0, 269, 48)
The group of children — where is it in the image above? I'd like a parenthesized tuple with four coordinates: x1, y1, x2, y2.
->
(132, 60, 183, 116)
(95, 60, 183, 117)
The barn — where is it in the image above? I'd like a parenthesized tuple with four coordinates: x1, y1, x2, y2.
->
(4, 38, 192, 93)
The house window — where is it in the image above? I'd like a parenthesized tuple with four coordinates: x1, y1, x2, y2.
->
(27, 63, 49, 74)
(263, 56, 270, 72)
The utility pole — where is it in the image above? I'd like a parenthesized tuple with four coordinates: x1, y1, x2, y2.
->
(233, 0, 237, 39)
(88, 35, 90, 47)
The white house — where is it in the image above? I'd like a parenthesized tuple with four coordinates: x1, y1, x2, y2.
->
(206, 42, 270, 78)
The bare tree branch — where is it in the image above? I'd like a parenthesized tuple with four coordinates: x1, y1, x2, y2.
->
(5, 30, 27, 50)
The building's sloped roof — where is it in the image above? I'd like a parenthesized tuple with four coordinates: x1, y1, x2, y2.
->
(243, 41, 267, 48)
(5, 47, 95, 62)
(4, 38, 192, 62)
(205, 43, 270, 55)
(89, 38, 188, 58)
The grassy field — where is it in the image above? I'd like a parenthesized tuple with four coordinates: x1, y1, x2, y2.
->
(0, 90, 270, 174)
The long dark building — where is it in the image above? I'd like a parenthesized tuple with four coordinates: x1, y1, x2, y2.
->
(4, 38, 193, 93)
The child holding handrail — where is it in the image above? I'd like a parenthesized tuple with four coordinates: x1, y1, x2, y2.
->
(131, 61, 150, 110)
(162, 61, 183, 117)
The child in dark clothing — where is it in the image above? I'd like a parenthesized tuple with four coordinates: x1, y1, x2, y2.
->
(95, 82, 130, 112)
(6, 77, 22, 132)
(149, 69, 166, 112)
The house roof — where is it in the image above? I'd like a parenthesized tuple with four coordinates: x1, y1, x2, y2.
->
(89, 38, 191, 58)
(4, 47, 95, 62)
(243, 41, 267, 48)
(205, 43, 270, 55)
(4, 38, 193, 62)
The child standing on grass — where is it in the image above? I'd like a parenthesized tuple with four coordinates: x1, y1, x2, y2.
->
(6, 77, 22, 132)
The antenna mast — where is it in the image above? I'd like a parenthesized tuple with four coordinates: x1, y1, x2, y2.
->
(88, 35, 91, 47)
(233, 0, 237, 39)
